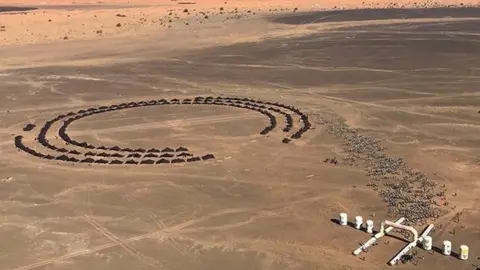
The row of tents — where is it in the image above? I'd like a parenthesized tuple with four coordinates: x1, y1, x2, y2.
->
(14, 136, 215, 165)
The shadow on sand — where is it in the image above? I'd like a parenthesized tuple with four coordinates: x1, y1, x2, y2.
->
(0, 6, 37, 13)
(269, 7, 480, 25)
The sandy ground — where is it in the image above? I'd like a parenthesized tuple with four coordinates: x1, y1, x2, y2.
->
(1, 0, 479, 46)
(1, 1, 480, 270)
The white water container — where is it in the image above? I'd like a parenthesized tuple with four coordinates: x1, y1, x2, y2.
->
(459, 245, 469, 260)
(423, 236, 432, 251)
(339, 213, 348, 226)
(443, 240, 452, 256)
(366, 220, 374, 233)
(355, 216, 363, 230)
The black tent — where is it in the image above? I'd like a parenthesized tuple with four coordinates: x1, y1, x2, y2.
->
(125, 159, 138, 164)
(23, 123, 36, 131)
(286, 114, 293, 123)
(94, 159, 108, 164)
(33, 152, 45, 158)
(156, 158, 170, 164)
(78, 142, 88, 147)
(111, 153, 124, 158)
(283, 125, 292, 132)
(55, 155, 69, 161)
(171, 158, 185, 163)
(47, 145, 57, 150)
(144, 153, 158, 158)
(175, 146, 189, 152)
(141, 159, 155, 164)
(260, 128, 270, 135)
(80, 157, 95, 163)
(291, 133, 301, 139)
(109, 146, 121, 151)
(201, 154, 215, 160)
(160, 153, 174, 158)
(67, 157, 79, 162)
(187, 157, 201, 162)
(14, 135, 23, 147)
(161, 147, 174, 153)
(110, 159, 123, 164)
(147, 148, 160, 153)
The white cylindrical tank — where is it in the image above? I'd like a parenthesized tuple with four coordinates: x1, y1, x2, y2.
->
(423, 236, 432, 251)
(459, 245, 469, 260)
(355, 216, 363, 230)
(443, 240, 452, 256)
(366, 220, 374, 233)
(339, 213, 348, 226)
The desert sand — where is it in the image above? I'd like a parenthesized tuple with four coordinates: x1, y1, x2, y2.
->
(0, 0, 479, 269)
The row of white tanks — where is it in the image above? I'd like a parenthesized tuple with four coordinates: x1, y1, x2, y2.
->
(339, 213, 469, 260)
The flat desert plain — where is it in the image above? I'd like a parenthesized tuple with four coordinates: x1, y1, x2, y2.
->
(0, 1, 479, 269)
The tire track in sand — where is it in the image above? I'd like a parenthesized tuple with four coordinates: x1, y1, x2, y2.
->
(122, 194, 194, 261)
(12, 194, 325, 270)
(82, 215, 161, 268)
(10, 207, 252, 270)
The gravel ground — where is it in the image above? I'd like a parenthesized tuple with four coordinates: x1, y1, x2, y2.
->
(317, 115, 441, 226)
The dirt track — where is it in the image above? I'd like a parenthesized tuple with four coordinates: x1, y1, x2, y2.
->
(0, 1, 479, 269)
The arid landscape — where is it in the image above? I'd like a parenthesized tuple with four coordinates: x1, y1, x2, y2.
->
(0, 0, 479, 269)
